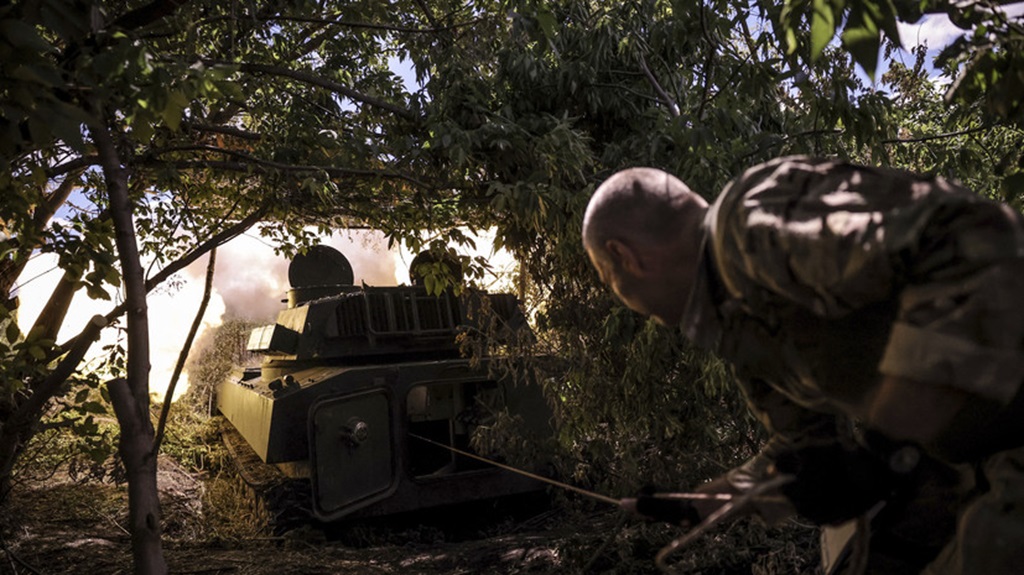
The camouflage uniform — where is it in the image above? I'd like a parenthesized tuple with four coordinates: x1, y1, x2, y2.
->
(680, 156, 1024, 574)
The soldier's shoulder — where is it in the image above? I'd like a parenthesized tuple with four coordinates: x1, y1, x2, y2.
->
(721, 156, 825, 197)
(719, 156, 953, 206)
(714, 156, 831, 217)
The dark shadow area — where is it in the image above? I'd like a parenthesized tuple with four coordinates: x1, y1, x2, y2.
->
(324, 491, 556, 547)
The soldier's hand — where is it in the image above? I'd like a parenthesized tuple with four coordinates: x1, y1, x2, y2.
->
(773, 441, 905, 526)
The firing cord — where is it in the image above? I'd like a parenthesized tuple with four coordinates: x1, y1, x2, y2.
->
(409, 433, 735, 506)
(409, 432, 620, 505)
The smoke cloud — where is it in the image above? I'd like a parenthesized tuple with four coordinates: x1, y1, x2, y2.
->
(186, 229, 400, 323)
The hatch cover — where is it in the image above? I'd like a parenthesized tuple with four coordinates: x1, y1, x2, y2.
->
(309, 389, 395, 519)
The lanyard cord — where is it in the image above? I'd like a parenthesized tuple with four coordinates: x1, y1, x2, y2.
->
(409, 432, 621, 505)
(408, 433, 735, 506)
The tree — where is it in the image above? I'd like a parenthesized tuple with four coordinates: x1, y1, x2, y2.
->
(878, 43, 1024, 208)
(774, 0, 1024, 183)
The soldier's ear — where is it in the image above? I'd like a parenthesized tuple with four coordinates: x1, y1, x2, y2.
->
(606, 239, 643, 276)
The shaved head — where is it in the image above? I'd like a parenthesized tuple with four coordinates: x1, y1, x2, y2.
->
(581, 168, 709, 326)
(582, 167, 706, 256)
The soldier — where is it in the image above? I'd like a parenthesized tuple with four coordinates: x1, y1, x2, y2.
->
(582, 157, 1024, 574)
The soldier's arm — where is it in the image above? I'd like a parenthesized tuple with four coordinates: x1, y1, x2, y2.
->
(713, 377, 840, 521)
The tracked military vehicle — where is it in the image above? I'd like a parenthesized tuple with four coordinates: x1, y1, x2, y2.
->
(216, 245, 551, 527)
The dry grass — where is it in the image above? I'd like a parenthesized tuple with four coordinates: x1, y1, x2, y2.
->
(198, 472, 274, 541)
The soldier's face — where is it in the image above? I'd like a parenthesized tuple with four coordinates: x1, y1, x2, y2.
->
(587, 246, 684, 326)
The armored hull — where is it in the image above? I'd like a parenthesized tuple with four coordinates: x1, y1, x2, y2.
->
(216, 246, 550, 524)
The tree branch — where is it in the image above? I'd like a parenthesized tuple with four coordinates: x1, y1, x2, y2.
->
(589, 83, 653, 110)
(413, 0, 441, 29)
(153, 247, 215, 455)
(881, 124, 999, 144)
(696, 5, 717, 120)
(740, 129, 846, 161)
(112, 0, 193, 31)
(143, 148, 432, 188)
(92, 100, 168, 574)
(46, 156, 99, 178)
(37, 171, 82, 229)
(92, 116, 149, 411)
(1, 171, 83, 297)
(182, 122, 262, 141)
(1, 315, 108, 441)
(638, 54, 680, 118)
(231, 62, 417, 120)
(28, 272, 79, 342)
(107, 376, 165, 574)
(269, 14, 485, 34)
(147, 207, 263, 290)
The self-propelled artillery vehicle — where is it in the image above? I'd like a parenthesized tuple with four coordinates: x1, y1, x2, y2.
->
(216, 245, 551, 528)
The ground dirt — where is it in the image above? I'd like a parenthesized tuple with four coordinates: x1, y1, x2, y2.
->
(0, 456, 819, 575)
(0, 456, 608, 575)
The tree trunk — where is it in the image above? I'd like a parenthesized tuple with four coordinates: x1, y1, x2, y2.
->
(109, 378, 165, 575)
(29, 271, 79, 340)
(92, 112, 167, 574)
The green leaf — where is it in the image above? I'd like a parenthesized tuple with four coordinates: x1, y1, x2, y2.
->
(536, 9, 557, 42)
(876, 0, 902, 46)
(8, 63, 62, 87)
(840, 6, 881, 81)
(47, 102, 89, 151)
(0, 19, 53, 53)
(74, 388, 90, 403)
(85, 282, 112, 300)
(103, 266, 121, 285)
(93, 49, 127, 78)
(810, 0, 837, 61)
(79, 415, 99, 434)
(213, 79, 244, 100)
(5, 320, 20, 343)
(132, 113, 155, 142)
(162, 90, 189, 131)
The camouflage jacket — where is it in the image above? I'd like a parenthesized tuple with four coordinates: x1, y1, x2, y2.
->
(680, 156, 1024, 459)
